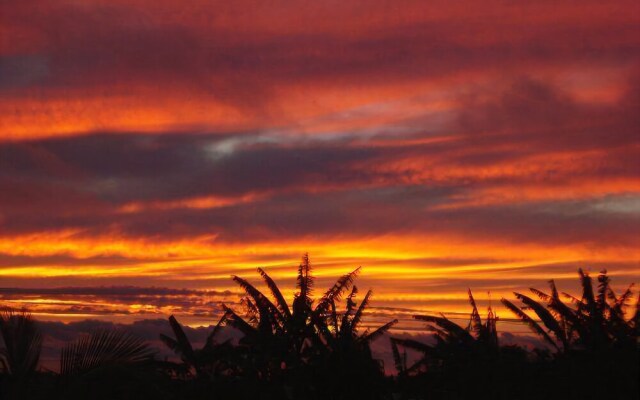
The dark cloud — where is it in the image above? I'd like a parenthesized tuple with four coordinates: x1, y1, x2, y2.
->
(0, 55, 49, 90)
(1, 144, 638, 245)
(3, 1, 638, 107)
(456, 77, 640, 151)
(0, 132, 386, 203)
(101, 190, 640, 246)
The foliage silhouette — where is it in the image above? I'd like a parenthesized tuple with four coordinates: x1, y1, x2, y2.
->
(498, 269, 639, 399)
(0, 308, 43, 399)
(220, 254, 396, 399)
(0, 308, 42, 379)
(60, 329, 155, 376)
(311, 285, 398, 400)
(392, 290, 499, 376)
(56, 330, 161, 400)
(0, 259, 637, 400)
(390, 270, 638, 400)
(501, 268, 637, 352)
(159, 312, 237, 379)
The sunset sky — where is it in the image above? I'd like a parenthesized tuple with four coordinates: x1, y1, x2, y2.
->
(0, 1, 639, 335)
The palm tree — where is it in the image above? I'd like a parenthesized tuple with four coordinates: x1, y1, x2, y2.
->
(159, 312, 236, 379)
(390, 291, 534, 400)
(314, 285, 397, 358)
(500, 269, 639, 399)
(501, 269, 638, 352)
(391, 290, 499, 375)
(312, 285, 397, 400)
(221, 254, 362, 372)
(221, 254, 397, 399)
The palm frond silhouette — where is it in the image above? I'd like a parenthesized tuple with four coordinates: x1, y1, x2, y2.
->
(314, 285, 397, 354)
(0, 308, 42, 379)
(501, 269, 637, 352)
(60, 329, 155, 376)
(222, 254, 363, 367)
(221, 254, 396, 399)
(392, 289, 499, 375)
(160, 311, 236, 378)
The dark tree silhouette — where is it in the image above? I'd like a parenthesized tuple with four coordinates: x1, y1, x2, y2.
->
(0, 308, 42, 379)
(501, 268, 638, 352)
(221, 254, 396, 399)
(221, 255, 361, 373)
(314, 285, 398, 355)
(500, 269, 639, 399)
(392, 290, 500, 374)
(0, 308, 43, 400)
(60, 330, 155, 376)
(160, 312, 237, 379)
(0, 261, 637, 400)
(57, 330, 159, 400)
(312, 285, 397, 400)
(391, 290, 533, 399)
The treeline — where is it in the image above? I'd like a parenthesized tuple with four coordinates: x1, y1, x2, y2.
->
(0, 255, 638, 400)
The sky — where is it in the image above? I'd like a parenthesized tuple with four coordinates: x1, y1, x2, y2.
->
(0, 0, 639, 338)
